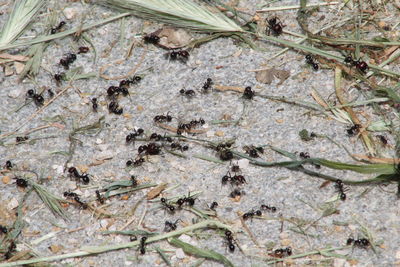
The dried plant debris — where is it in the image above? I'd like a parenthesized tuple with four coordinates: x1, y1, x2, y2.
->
(255, 68, 290, 85)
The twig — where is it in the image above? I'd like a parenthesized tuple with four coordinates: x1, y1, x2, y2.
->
(257, 2, 339, 12)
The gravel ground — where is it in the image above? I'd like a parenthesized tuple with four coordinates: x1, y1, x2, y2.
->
(1, 1, 400, 266)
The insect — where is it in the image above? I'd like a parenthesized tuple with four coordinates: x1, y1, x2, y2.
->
(14, 177, 28, 188)
(168, 50, 190, 63)
(0, 225, 7, 234)
(242, 209, 262, 220)
(140, 236, 147, 254)
(261, 204, 277, 212)
(299, 152, 310, 159)
(179, 88, 196, 97)
(130, 175, 138, 187)
(269, 247, 292, 258)
(78, 46, 89, 54)
(346, 124, 361, 136)
(334, 179, 347, 201)
(154, 112, 173, 123)
(210, 201, 218, 210)
(130, 236, 138, 241)
(5, 160, 13, 170)
(202, 78, 213, 92)
(344, 55, 368, 73)
(68, 167, 90, 184)
(225, 230, 235, 252)
(64, 191, 79, 199)
(59, 53, 77, 69)
(229, 188, 244, 198)
(138, 143, 161, 155)
(54, 72, 65, 86)
(160, 197, 175, 213)
(16, 136, 29, 143)
(377, 135, 388, 145)
(170, 142, 189, 152)
(51, 21, 66, 34)
(126, 157, 145, 167)
(126, 128, 144, 144)
(243, 145, 263, 158)
(108, 101, 123, 115)
(347, 237, 370, 248)
(95, 190, 104, 204)
(305, 54, 319, 71)
(230, 163, 240, 173)
(164, 219, 180, 232)
(47, 89, 55, 98)
(219, 149, 233, 161)
(4, 241, 16, 259)
(266, 17, 285, 36)
(243, 86, 255, 99)
(176, 192, 196, 207)
(143, 33, 160, 44)
(26, 89, 44, 106)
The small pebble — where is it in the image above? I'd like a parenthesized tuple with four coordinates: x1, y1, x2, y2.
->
(175, 248, 185, 259)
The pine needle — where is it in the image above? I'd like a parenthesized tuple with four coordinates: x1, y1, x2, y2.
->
(99, 0, 244, 32)
(0, 0, 45, 46)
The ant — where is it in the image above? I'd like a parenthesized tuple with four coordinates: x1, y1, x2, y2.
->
(51, 21, 66, 34)
(243, 86, 255, 99)
(0, 225, 7, 234)
(179, 88, 196, 97)
(95, 190, 105, 204)
(59, 53, 76, 69)
(64, 191, 79, 199)
(334, 179, 347, 201)
(78, 46, 89, 54)
(261, 204, 277, 213)
(14, 177, 28, 188)
(164, 219, 181, 232)
(160, 197, 175, 213)
(299, 152, 310, 159)
(108, 101, 123, 115)
(130, 175, 138, 187)
(68, 167, 90, 184)
(347, 124, 361, 136)
(64, 191, 87, 209)
(219, 149, 233, 161)
(189, 118, 205, 128)
(138, 142, 161, 155)
(16, 136, 29, 143)
(347, 237, 370, 248)
(266, 16, 285, 36)
(154, 112, 172, 123)
(243, 145, 263, 158)
(209, 201, 218, 210)
(4, 241, 16, 260)
(202, 78, 213, 92)
(47, 89, 55, 98)
(225, 230, 235, 252)
(305, 54, 319, 71)
(177, 123, 192, 135)
(5, 160, 13, 170)
(126, 157, 145, 167)
(269, 247, 292, 258)
(242, 209, 262, 220)
(229, 188, 244, 198)
(230, 163, 240, 173)
(54, 72, 65, 85)
(170, 142, 189, 152)
(344, 55, 368, 73)
(168, 50, 190, 63)
(376, 135, 388, 145)
(140, 236, 147, 254)
(176, 192, 196, 207)
(143, 33, 160, 44)
(91, 98, 98, 112)
(126, 128, 144, 144)
(26, 89, 44, 107)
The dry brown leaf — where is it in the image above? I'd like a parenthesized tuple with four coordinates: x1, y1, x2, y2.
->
(4, 65, 14, 76)
(158, 27, 192, 49)
(14, 62, 25, 74)
(0, 53, 29, 61)
(255, 69, 274, 84)
(49, 244, 63, 253)
(147, 183, 168, 200)
(273, 69, 290, 85)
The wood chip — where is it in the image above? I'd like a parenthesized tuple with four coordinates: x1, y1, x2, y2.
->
(147, 183, 168, 200)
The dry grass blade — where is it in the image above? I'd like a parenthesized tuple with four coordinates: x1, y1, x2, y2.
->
(99, 0, 243, 32)
(0, 0, 45, 46)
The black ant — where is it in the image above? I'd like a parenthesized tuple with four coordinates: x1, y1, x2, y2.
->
(91, 98, 98, 112)
(4, 241, 16, 260)
(160, 197, 175, 213)
(230, 163, 240, 173)
(108, 101, 123, 115)
(64, 191, 79, 199)
(126, 128, 144, 144)
(154, 112, 172, 123)
(299, 152, 310, 159)
(0, 225, 7, 234)
(168, 50, 190, 63)
(344, 55, 368, 73)
(68, 167, 90, 184)
(164, 219, 180, 232)
(243, 86, 255, 99)
(78, 46, 89, 54)
(347, 124, 361, 136)
(242, 209, 262, 220)
(347, 237, 370, 248)
(51, 21, 66, 34)
(305, 54, 319, 71)
(243, 145, 263, 158)
(140, 236, 147, 254)
(143, 33, 160, 44)
(5, 160, 13, 170)
(225, 230, 235, 252)
(179, 88, 196, 97)
(334, 179, 347, 201)
(210, 201, 218, 210)
(266, 17, 285, 36)
(64, 191, 87, 209)
(170, 142, 189, 152)
(47, 89, 55, 98)
(177, 123, 192, 135)
(138, 142, 161, 155)
(261, 204, 277, 212)
(59, 53, 76, 69)
(176, 192, 195, 208)
(126, 157, 145, 167)
(376, 135, 388, 145)
(26, 89, 44, 107)
(202, 78, 213, 92)
(95, 190, 104, 204)
(229, 188, 244, 198)
(54, 72, 65, 85)
(269, 247, 292, 258)
(14, 177, 28, 188)
(130, 175, 138, 187)
(16, 136, 29, 143)
(219, 149, 234, 161)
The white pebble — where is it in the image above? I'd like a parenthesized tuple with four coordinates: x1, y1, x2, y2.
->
(96, 138, 103, 144)
(8, 198, 19, 210)
(175, 248, 186, 259)
(206, 130, 215, 137)
(237, 159, 249, 169)
(8, 89, 21, 98)
(63, 7, 78, 20)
